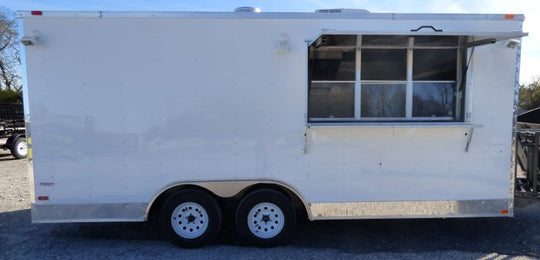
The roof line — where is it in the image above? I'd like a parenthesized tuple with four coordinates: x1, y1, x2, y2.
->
(17, 11, 525, 21)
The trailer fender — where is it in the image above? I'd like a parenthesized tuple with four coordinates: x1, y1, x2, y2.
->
(5, 134, 25, 149)
(146, 180, 311, 222)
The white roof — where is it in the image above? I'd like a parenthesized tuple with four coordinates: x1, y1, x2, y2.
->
(18, 10, 525, 21)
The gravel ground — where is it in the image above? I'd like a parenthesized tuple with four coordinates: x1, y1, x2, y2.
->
(1, 149, 539, 259)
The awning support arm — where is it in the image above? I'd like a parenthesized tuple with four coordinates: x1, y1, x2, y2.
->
(465, 38, 496, 48)
(465, 128, 475, 152)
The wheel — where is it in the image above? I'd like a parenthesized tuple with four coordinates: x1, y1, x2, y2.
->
(159, 189, 222, 248)
(11, 137, 27, 159)
(235, 189, 296, 247)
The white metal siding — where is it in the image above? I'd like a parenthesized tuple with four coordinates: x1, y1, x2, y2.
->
(22, 14, 522, 220)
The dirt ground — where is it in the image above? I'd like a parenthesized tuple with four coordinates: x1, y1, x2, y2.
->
(1, 149, 539, 259)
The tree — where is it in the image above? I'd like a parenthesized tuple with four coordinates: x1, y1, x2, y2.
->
(519, 77, 540, 112)
(0, 7, 20, 91)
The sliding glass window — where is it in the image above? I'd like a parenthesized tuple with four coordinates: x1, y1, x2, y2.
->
(308, 34, 465, 122)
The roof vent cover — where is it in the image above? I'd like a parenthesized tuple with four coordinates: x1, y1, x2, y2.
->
(316, 8, 370, 13)
(234, 7, 261, 13)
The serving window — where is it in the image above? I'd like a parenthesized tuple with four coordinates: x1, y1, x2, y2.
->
(308, 34, 467, 122)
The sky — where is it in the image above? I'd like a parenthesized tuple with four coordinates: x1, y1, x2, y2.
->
(2, 0, 539, 84)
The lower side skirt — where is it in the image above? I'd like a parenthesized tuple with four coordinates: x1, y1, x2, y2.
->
(31, 198, 511, 223)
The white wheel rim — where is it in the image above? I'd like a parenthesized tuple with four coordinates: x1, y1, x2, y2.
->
(16, 142, 27, 156)
(170, 202, 209, 239)
(247, 202, 285, 239)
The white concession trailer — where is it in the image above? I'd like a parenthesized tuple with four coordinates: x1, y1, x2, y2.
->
(20, 8, 528, 247)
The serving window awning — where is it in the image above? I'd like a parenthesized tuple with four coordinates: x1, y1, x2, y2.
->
(310, 30, 529, 48)
(465, 31, 528, 47)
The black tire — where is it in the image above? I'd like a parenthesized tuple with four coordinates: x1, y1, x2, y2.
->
(11, 137, 27, 159)
(159, 189, 222, 248)
(235, 189, 296, 247)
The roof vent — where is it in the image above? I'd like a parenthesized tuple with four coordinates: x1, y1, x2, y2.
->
(316, 8, 370, 14)
(234, 7, 261, 13)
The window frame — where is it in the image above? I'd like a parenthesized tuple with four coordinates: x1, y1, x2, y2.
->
(308, 34, 466, 123)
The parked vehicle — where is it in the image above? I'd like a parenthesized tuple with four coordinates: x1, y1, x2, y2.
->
(19, 8, 530, 247)
(0, 102, 27, 159)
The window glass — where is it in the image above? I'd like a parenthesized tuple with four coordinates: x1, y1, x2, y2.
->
(307, 34, 463, 122)
(413, 49, 457, 80)
(309, 82, 355, 118)
(414, 36, 459, 47)
(362, 35, 409, 47)
(310, 50, 355, 81)
(313, 35, 357, 47)
(361, 84, 406, 117)
(361, 49, 407, 80)
(413, 83, 456, 117)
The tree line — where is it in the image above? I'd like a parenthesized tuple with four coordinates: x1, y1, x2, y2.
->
(0, 7, 21, 103)
(519, 78, 540, 112)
